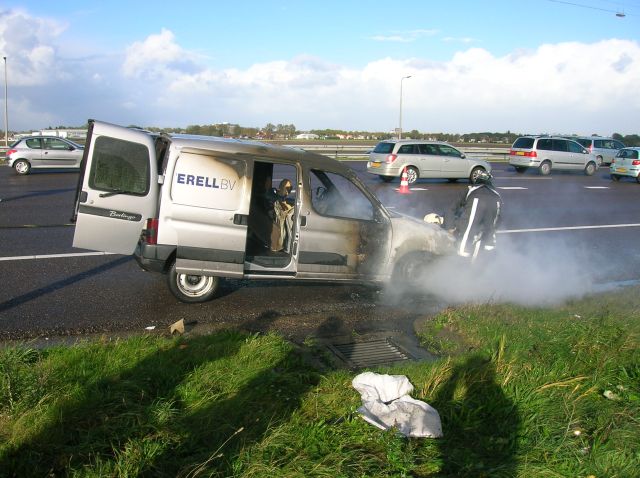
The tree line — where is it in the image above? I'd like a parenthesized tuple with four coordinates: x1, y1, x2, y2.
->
(37, 123, 640, 146)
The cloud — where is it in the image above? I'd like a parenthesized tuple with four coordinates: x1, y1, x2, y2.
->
(1, 15, 640, 135)
(0, 9, 68, 86)
(122, 28, 201, 80)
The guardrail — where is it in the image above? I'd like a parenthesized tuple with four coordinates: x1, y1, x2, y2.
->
(287, 144, 511, 162)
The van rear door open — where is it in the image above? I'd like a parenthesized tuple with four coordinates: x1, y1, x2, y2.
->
(72, 121, 159, 255)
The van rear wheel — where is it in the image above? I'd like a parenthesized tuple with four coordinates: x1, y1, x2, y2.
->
(539, 161, 552, 176)
(167, 262, 220, 303)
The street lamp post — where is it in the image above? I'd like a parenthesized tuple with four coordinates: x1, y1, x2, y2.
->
(398, 75, 411, 140)
(3, 56, 7, 147)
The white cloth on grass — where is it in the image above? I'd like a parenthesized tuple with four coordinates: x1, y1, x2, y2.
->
(352, 371, 443, 438)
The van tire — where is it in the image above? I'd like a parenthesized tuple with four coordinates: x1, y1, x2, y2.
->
(392, 251, 435, 286)
(167, 262, 220, 303)
(584, 162, 596, 176)
(539, 161, 552, 176)
(14, 160, 31, 175)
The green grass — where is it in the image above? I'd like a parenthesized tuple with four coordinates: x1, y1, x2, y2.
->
(1, 288, 639, 477)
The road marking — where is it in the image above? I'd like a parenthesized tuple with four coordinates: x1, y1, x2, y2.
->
(492, 176, 553, 180)
(2, 223, 640, 261)
(585, 186, 609, 189)
(498, 187, 527, 190)
(498, 223, 640, 234)
(0, 224, 74, 229)
(0, 251, 116, 262)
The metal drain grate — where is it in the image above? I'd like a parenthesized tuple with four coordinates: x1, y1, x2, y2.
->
(327, 338, 413, 368)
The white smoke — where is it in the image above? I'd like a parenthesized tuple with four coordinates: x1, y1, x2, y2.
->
(388, 233, 598, 307)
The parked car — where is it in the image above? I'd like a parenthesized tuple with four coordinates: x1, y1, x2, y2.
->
(568, 136, 625, 166)
(610, 147, 640, 183)
(509, 136, 598, 176)
(72, 120, 455, 303)
(366, 140, 491, 184)
(5, 136, 84, 175)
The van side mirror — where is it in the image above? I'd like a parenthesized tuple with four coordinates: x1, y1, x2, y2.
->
(460, 153, 466, 159)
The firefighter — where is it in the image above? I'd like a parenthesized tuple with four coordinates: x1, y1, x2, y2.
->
(442, 170, 502, 262)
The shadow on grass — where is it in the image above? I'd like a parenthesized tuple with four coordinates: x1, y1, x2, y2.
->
(1, 313, 325, 476)
(433, 354, 520, 477)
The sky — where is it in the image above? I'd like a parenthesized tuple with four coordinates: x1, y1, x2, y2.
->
(0, 0, 639, 135)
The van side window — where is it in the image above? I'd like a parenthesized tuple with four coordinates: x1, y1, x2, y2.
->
(552, 139, 568, 152)
(89, 136, 150, 196)
(537, 139, 552, 150)
(311, 170, 375, 221)
(567, 141, 584, 153)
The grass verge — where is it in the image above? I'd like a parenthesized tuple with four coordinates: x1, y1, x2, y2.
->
(1, 287, 639, 477)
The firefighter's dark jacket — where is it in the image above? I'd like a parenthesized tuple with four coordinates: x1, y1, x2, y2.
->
(443, 184, 502, 257)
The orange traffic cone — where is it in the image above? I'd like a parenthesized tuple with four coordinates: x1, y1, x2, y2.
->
(398, 167, 411, 194)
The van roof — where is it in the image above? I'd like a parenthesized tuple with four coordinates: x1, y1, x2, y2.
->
(169, 134, 352, 174)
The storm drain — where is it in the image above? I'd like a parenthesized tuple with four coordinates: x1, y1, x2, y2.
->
(327, 338, 413, 369)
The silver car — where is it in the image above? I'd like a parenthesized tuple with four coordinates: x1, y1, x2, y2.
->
(610, 147, 640, 183)
(509, 136, 599, 176)
(5, 136, 84, 175)
(366, 139, 491, 184)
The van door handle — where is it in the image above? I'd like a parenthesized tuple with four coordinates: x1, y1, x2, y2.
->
(233, 214, 248, 225)
(300, 216, 307, 227)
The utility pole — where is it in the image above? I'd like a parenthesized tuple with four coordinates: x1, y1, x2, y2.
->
(3, 56, 8, 147)
(398, 75, 411, 140)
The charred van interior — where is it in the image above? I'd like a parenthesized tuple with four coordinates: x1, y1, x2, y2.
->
(246, 161, 297, 269)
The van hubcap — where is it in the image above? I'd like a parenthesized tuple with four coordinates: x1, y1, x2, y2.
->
(177, 274, 215, 297)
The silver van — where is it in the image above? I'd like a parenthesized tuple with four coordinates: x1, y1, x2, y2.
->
(569, 136, 625, 166)
(509, 136, 599, 176)
(72, 121, 455, 302)
(367, 139, 491, 184)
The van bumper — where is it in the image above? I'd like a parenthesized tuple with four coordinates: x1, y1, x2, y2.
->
(134, 241, 176, 273)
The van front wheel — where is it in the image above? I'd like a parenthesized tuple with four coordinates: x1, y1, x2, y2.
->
(584, 162, 596, 176)
(167, 262, 220, 303)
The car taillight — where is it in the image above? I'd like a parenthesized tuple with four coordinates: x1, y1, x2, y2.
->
(385, 154, 398, 164)
(144, 218, 159, 245)
(509, 150, 537, 157)
(633, 160, 640, 166)
(6, 149, 16, 156)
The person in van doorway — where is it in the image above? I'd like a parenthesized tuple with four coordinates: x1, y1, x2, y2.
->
(270, 179, 295, 252)
(441, 170, 502, 262)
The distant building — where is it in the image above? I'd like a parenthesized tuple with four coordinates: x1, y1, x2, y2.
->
(295, 133, 319, 140)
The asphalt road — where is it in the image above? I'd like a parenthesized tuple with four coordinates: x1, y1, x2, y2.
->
(1, 162, 639, 346)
